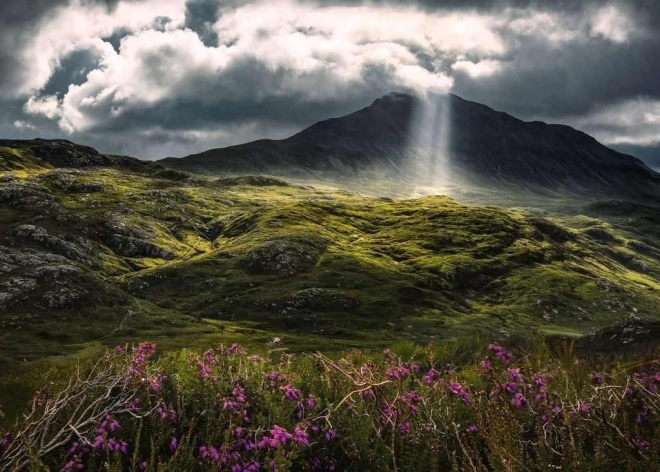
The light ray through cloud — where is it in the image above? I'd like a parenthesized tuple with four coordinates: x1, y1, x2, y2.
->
(407, 93, 453, 195)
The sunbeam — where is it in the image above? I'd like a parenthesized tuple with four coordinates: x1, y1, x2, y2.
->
(407, 92, 454, 196)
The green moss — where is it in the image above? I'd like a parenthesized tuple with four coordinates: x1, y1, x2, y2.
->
(2, 147, 660, 376)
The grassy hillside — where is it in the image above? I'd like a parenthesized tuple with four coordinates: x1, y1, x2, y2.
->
(2, 148, 660, 360)
(2, 141, 660, 424)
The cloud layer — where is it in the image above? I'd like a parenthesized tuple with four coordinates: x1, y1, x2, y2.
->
(1, 0, 659, 161)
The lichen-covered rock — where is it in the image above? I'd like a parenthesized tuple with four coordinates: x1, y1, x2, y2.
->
(107, 234, 173, 259)
(12, 225, 92, 265)
(0, 245, 123, 314)
(0, 277, 39, 308)
(244, 237, 324, 276)
(104, 217, 153, 240)
(0, 181, 56, 209)
(69, 180, 106, 193)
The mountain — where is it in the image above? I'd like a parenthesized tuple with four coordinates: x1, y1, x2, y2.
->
(159, 93, 660, 199)
(0, 138, 151, 172)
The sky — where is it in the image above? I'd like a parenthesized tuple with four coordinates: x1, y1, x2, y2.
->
(1, 0, 659, 164)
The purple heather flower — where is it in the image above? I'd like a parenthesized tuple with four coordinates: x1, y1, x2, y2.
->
(467, 424, 479, 433)
(305, 394, 317, 410)
(325, 429, 337, 441)
(488, 343, 513, 364)
(504, 381, 519, 393)
(507, 368, 524, 383)
(294, 426, 310, 446)
(197, 361, 213, 378)
(398, 422, 412, 435)
(449, 382, 472, 404)
(92, 435, 105, 450)
(169, 437, 178, 452)
(633, 439, 651, 451)
(244, 461, 260, 472)
(232, 385, 247, 403)
(68, 442, 79, 455)
(511, 393, 529, 409)
(264, 371, 287, 387)
(422, 368, 442, 384)
(386, 365, 411, 380)
(280, 384, 302, 401)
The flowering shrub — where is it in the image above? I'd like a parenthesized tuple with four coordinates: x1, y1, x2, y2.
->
(1, 342, 660, 470)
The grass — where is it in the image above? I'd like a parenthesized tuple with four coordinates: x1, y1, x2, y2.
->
(3, 142, 660, 425)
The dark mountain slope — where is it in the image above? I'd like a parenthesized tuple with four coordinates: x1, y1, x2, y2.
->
(160, 93, 660, 199)
(0, 139, 152, 171)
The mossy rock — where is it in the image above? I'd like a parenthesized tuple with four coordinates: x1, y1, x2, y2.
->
(244, 236, 325, 277)
(106, 234, 174, 259)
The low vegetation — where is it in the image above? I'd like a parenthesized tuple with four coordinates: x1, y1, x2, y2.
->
(3, 141, 660, 468)
(2, 340, 659, 470)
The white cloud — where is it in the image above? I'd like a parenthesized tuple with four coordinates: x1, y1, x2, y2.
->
(506, 12, 579, 43)
(590, 5, 634, 43)
(4, 0, 186, 98)
(25, 95, 62, 120)
(17, 0, 644, 148)
(13, 120, 36, 131)
(452, 60, 501, 78)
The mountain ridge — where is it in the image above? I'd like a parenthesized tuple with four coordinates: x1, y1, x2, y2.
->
(159, 92, 660, 200)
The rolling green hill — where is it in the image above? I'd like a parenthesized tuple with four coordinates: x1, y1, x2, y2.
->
(2, 140, 660, 370)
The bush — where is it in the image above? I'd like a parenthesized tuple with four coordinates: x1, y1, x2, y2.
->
(1, 342, 660, 470)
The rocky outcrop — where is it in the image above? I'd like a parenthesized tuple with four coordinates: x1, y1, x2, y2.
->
(0, 246, 104, 312)
(0, 138, 149, 169)
(244, 238, 324, 276)
(106, 234, 173, 259)
(0, 180, 57, 209)
(12, 225, 93, 265)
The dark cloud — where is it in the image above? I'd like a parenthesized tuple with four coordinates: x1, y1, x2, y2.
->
(41, 50, 104, 96)
(0, 0, 139, 95)
(0, 0, 68, 93)
(452, 38, 660, 120)
(184, 0, 220, 46)
(1, 0, 660, 166)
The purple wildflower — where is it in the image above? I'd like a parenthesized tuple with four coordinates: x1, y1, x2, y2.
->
(488, 343, 513, 364)
(449, 382, 472, 404)
(511, 393, 529, 409)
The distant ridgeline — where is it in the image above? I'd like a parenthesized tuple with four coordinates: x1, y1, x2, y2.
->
(159, 92, 660, 201)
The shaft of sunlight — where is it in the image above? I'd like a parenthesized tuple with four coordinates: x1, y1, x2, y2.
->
(407, 92, 453, 196)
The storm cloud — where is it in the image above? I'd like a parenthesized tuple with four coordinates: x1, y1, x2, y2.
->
(1, 0, 659, 161)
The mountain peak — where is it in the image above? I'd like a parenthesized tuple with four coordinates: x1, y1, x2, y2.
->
(159, 93, 660, 200)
